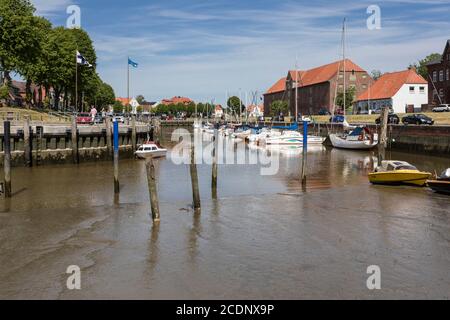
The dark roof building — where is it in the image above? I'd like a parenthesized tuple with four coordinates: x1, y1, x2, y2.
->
(426, 40, 450, 105)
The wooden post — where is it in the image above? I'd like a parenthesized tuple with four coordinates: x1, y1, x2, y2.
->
(145, 157, 160, 222)
(131, 114, 137, 151)
(3, 121, 11, 198)
(71, 116, 79, 164)
(106, 116, 112, 158)
(190, 140, 201, 211)
(301, 121, 308, 185)
(211, 128, 218, 198)
(377, 107, 389, 165)
(113, 120, 120, 194)
(23, 116, 31, 167)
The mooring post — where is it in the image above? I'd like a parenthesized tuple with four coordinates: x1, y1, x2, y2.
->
(106, 116, 112, 158)
(113, 120, 120, 194)
(377, 107, 389, 165)
(23, 116, 31, 167)
(71, 116, 79, 164)
(190, 139, 201, 211)
(145, 157, 160, 222)
(131, 114, 137, 152)
(3, 121, 12, 198)
(301, 120, 308, 185)
(211, 127, 219, 197)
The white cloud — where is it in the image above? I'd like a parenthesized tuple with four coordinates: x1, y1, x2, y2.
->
(32, 0, 72, 16)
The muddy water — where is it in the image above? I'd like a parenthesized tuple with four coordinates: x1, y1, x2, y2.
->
(0, 129, 449, 299)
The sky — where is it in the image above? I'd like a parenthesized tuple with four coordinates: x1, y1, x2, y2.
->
(31, 0, 450, 105)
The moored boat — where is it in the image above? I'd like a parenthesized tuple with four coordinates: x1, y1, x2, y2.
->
(135, 142, 167, 159)
(369, 161, 431, 186)
(427, 169, 450, 195)
(329, 126, 378, 150)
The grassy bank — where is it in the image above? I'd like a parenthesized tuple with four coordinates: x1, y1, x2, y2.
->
(311, 113, 450, 125)
(0, 107, 68, 123)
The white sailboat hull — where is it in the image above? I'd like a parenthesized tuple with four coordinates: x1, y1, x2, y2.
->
(329, 134, 378, 150)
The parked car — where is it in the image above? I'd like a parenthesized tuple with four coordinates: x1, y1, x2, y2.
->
(318, 108, 331, 116)
(76, 113, 92, 125)
(329, 115, 345, 123)
(94, 114, 104, 124)
(432, 104, 450, 112)
(113, 114, 125, 123)
(402, 114, 434, 125)
(375, 114, 400, 125)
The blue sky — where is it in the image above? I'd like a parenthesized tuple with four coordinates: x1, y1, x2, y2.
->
(32, 0, 450, 105)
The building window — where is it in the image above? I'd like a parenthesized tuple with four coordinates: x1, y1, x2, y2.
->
(419, 86, 425, 94)
(349, 84, 356, 90)
(338, 85, 344, 90)
(350, 75, 356, 81)
(362, 74, 367, 79)
(439, 89, 444, 97)
(409, 86, 415, 94)
(447, 69, 449, 81)
(433, 71, 437, 82)
(362, 84, 367, 90)
(439, 70, 444, 82)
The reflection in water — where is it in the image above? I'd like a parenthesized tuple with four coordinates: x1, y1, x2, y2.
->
(0, 127, 449, 299)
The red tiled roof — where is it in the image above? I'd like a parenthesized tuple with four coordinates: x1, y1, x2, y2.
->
(247, 104, 264, 113)
(265, 59, 366, 95)
(116, 97, 130, 105)
(265, 77, 286, 95)
(161, 96, 194, 105)
(356, 69, 427, 101)
(291, 59, 366, 88)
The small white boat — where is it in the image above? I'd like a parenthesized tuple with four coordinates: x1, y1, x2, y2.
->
(329, 127, 378, 150)
(135, 142, 167, 159)
(232, 129, 252, 139)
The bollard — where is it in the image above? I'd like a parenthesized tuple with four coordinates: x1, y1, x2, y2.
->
(301, 121, 308, 185)
(71, 117, 79, 164)
(23, 116, 31, 167)
(377, 107, 389, 164)
(145, 157, 160, 222)
(3, 121, 11, 197)
(113, 120, 120, 194)
(106, 116, 112, 158)
(190, 140, 201, 211)
(131, 114, 137, 152)
(211, 128, 218, 198)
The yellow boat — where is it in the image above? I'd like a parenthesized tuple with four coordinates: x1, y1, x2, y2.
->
(369, 161, 431, 186)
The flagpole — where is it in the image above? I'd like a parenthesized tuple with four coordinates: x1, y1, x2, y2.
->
(75, 49, 78, 112)
(127, 56, 130, 112)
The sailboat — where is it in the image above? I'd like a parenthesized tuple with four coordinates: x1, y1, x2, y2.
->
(329, 19, 378, 150)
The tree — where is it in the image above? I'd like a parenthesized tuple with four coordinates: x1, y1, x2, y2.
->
(113, 100, 124, 113)
(370, 70, 382, 81)
(409, 53, 442, 80)
(136, 95, 145, 105)
(227, 96, 243, 118)
(335, 86, 356, 113)
(269, 100, 288, 117)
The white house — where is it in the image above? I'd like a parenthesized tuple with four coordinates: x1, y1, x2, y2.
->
(355, 69, 428, 114)
(214, 105, 224, 118)
(247, 104, 264, 117)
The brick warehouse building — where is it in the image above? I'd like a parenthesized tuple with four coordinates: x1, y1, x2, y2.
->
(264, 59, 374, 116)
(426, 40, 450, 105)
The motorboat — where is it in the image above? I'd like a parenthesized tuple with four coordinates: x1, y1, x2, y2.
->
(264, 131, 325, 145)
(135, 142, 167, 159)
(368, 161, 431, 186)
(329, 126, 378, 150)
(427, 168, 450, 195)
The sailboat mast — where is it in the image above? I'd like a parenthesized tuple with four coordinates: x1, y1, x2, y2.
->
(342, 18, 346, 117)
(295, 55, 299, 122)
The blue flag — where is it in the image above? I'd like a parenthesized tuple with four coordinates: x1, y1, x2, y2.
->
(128, 58, 138, 68)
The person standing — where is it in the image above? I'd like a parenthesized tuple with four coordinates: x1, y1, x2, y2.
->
(90, 106, 98, 124)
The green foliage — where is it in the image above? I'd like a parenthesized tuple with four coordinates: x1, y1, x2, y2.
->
(0, 84, 9, 100)
(370, 70, 382, 80)
(113, 100, 124, 113)
(409, 53, 442, 80)
(336, 86, 356, 112)
(227, 96, 243, 115)
(136, 95, 145, 105)
(270, 100, 288, 117)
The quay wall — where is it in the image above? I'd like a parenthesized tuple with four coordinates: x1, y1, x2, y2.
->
(304, 123, 450, 156)
(0, 123, 153, 167)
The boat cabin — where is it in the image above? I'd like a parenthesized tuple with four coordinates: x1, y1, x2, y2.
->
(376, 161, 418, 172)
